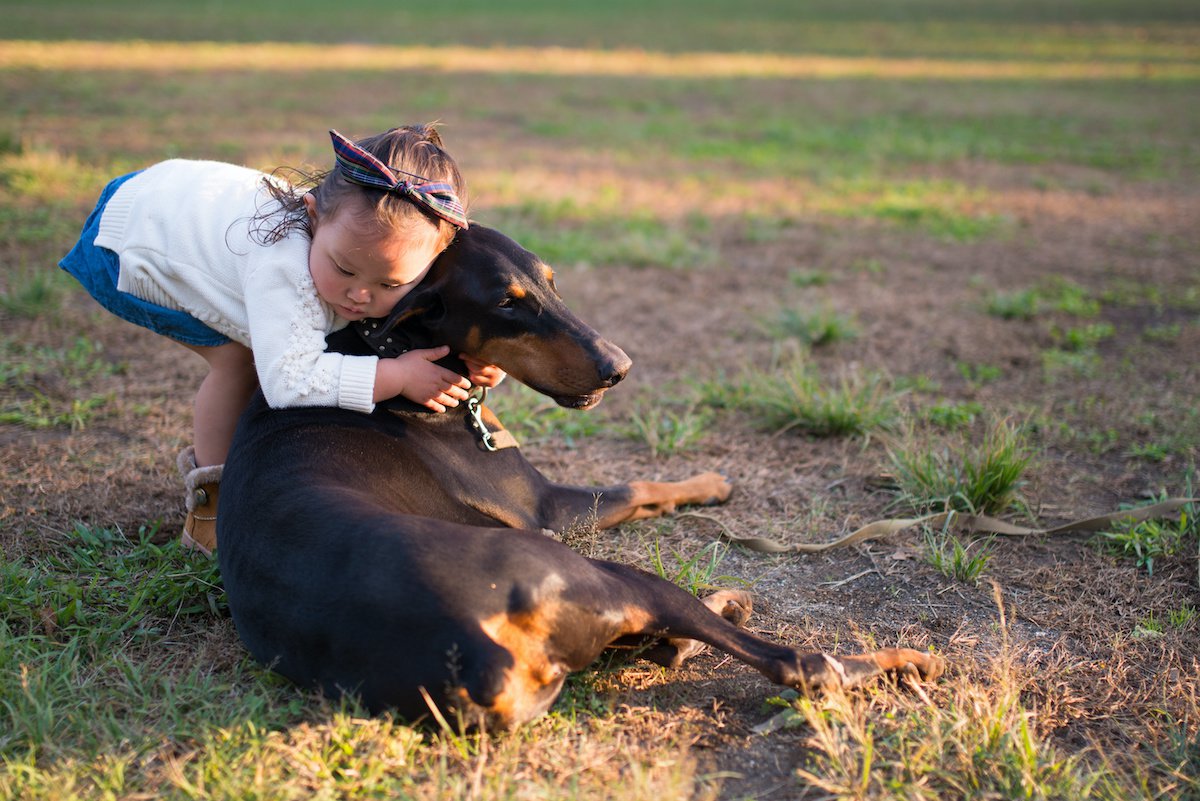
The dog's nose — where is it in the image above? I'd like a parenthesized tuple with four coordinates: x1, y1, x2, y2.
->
(598, 345, 632, 387)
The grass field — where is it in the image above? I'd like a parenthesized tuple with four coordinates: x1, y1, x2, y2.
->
(2, 2, 1198, 799)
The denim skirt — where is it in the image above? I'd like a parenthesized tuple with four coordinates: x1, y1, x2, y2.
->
(59, 170, 230, 347)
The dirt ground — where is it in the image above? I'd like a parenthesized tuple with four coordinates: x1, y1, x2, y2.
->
(2, 153, 1198, 796)
(537, 189, 1200, 796)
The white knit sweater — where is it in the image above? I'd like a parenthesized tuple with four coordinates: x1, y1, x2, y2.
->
(95, 159, 378, 413)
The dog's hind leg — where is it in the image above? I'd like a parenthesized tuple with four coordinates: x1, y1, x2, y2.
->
(793, 648, 946, 693)
(608, 589, 753, 669)
(582, 561, 944, 695)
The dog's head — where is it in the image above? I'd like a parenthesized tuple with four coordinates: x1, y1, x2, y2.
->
(348, 225, 631, 410)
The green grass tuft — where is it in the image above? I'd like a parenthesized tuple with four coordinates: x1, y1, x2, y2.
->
(986, 277, 1101, 321)
(1054, 321, 1115, 352)
(1, 523, 224, 652)
(0, 267, 73, 319)
(985, 287, 1041, 320)
(924, 525, 995, 584)
(789, 268, 832, 288)
(709, 356, 899, 439)
(889, 421, 1032, 515)
(924, 400, 984, 431)
(0, 337, 123, 431)
(624, 400, 711, 458)
(822, 179, 1008, 242)
(646, 538, 743, 596)
(956, 361, 1003, 387)
(1093, 468, 1198, 578)
(486, 202, 716, 270)
(764, 306, 859, 347)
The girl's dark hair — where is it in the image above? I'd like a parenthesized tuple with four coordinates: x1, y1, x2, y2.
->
(251, 124, 468, 249)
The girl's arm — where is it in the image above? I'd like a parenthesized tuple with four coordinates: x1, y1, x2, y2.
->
(243, 254, 480, 412)
(374, 346, 471, 411)
(244, 261, 379, 412)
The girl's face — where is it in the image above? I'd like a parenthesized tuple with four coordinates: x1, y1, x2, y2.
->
(305, 194, 443, 321)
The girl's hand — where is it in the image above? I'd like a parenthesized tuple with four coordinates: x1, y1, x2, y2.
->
(461, 355, 507, 388)
(375, 346, 471, 412)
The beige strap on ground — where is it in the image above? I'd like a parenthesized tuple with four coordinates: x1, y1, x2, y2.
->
(679, 498, 1198, 554)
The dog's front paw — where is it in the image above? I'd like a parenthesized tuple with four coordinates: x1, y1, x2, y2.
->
(692, 472, 733, 505)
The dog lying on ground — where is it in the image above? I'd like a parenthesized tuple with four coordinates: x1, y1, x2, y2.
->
(217, 224, 943, 728)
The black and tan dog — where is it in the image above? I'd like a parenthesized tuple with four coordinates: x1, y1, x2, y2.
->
(218, 224, 943, 728)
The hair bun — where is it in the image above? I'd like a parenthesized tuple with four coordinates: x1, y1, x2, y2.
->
(419, 123, 444, 149)
(384, 123, 445, 149)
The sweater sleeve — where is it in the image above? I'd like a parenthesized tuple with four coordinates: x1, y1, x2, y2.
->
(243, 256, 379, 413)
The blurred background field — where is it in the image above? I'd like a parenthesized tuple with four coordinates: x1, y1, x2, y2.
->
(2, 2, 1198, 799)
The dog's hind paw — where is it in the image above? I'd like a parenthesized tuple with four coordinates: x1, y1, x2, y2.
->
(869, 648, 946, 688)
(702, 588, 753, 627)
(904, 651, 945, 681)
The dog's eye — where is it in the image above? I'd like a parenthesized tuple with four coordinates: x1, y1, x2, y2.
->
(497, 297, 515, 310)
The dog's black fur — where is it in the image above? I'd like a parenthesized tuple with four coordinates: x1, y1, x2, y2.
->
(217, 225, 943, 727)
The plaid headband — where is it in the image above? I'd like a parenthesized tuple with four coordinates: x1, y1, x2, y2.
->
(329, 129, 469, 230)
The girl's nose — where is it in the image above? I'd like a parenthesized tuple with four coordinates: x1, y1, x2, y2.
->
(348, 287, 371, 302)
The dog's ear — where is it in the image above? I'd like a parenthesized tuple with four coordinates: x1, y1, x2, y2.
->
(380, 248, 455, 333)
(348, 235, 459, 355)
(385, 286, 445, 331)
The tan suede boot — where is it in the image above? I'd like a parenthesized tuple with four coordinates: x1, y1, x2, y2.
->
(178, 446, 222, 556)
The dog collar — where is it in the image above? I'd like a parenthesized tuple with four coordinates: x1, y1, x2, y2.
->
(353, 318, 519, 451)
(354, 318, 410, 358)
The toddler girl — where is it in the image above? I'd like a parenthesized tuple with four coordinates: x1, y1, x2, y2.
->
(60, 125, 503, 553)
